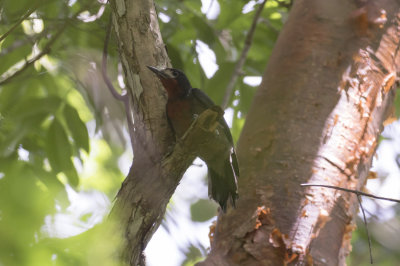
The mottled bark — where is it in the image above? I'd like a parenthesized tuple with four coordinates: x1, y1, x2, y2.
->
(106, 0, 202, 265)
(200, 0, 400, 266)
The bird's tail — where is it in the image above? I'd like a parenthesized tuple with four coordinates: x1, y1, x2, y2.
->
(209, 155, 239, 212)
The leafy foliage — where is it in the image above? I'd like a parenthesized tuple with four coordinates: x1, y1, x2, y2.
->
(0, 1, 125, 265)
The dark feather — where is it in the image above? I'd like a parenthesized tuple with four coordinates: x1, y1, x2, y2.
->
(209, 159, 238, 212)
(191, 88, 235, 146)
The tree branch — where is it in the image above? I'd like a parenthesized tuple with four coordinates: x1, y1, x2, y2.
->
(0, 4, 92, 86)
(301, 182, 400, 264)
(301, 183, 400, 204)
(221, 0, 267, 109)
(101, 13, 135, 153)
(0, 23, 67, 86)
(0, 4, 39, 42)
(357, 195, 373, 264)
(0, 27, 52, 57)
(101, 14, 126, 102)
(111, 108, 223, 265)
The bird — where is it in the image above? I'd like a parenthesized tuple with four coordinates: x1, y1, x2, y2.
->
(147, 66, 239, 212)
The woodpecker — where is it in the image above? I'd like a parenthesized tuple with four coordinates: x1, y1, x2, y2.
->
(147, 66, 239, 212)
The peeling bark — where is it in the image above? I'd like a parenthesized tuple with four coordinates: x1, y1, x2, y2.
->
(200, 0, 400, 265)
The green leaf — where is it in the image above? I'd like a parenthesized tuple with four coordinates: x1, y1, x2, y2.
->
(28, 164, 69, 207)
(190, 199, 217, 222)
(64, 104, 89, 153)
(184, 0, 202, 14)
(204, 62, 236, 105)
(0, 37, 32, 76)
(12, 96, 62, 120)
(191, 16, 216, 46)
(1, 0, 42, 15)
(0, 113, 48, 157)
(183, 55, 207, 90)
(166, 44, 184, 70)
(182, 245, 204, 266)
(216, 0, 244, 28)
(64, 167, 79, 187)
(45, 118, 79, 186)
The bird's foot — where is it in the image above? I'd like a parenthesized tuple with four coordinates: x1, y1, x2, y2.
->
(210, 106, 224, 120)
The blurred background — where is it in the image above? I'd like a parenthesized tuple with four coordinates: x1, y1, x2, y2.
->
(0, 0, 399, 265)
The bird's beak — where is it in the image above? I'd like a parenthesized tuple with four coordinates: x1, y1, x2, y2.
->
(147, 66, 168, 78)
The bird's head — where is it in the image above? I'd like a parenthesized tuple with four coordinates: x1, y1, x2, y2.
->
(147, 66, 192, 98)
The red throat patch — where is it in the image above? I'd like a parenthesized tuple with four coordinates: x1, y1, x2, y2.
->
(160, 78, 185, 99)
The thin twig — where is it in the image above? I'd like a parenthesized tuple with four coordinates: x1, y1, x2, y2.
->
(300, 184, 400, 204)
(0, 27, 52, 57)
(221, 0, 267, 109)
(302, 183, 387, 264)
(357, 195, 373, 264)
(0, 4, 39, 42)
(101, 13, 126, 101)
(101, 13, 135, 152)
(0, 4, 92, 85)
(0, 23, 67, 85)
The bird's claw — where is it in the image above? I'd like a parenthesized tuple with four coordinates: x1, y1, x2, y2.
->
(210, 105, 224, 119)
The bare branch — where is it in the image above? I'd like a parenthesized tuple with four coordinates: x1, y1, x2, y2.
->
(301, 183, 400, 204)
(101, 13, 135, 152)
(101, 14, 126, 102)
(221, 0, 267, 109)
(357, 195, 373, 264)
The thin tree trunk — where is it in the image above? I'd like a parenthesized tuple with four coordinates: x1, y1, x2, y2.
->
(106, 0, 174, 264)
(107, 1, 227, 265)
(200, 0, 400, 265)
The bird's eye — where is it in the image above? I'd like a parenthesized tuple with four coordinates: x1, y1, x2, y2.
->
(172, 71, 178, 77)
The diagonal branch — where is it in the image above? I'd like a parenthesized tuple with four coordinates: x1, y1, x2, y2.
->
(221, 0, 267, 109)
(0, 4, 40, 42)
(111, 108, 223, 265)
(0, 23, 67, 86)
(0, 4, 93, 86)
(0, 27, 52, 57)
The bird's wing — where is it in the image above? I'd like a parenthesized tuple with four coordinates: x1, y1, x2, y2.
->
(191, 88, 215, 107)
(191, 88, 234, 146)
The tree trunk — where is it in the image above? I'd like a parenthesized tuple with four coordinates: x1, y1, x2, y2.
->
(107, 0, 174, 264)
(107, 1, 227, 265)
(108, 0, 400, 265)
(200, 0, 400, 265)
